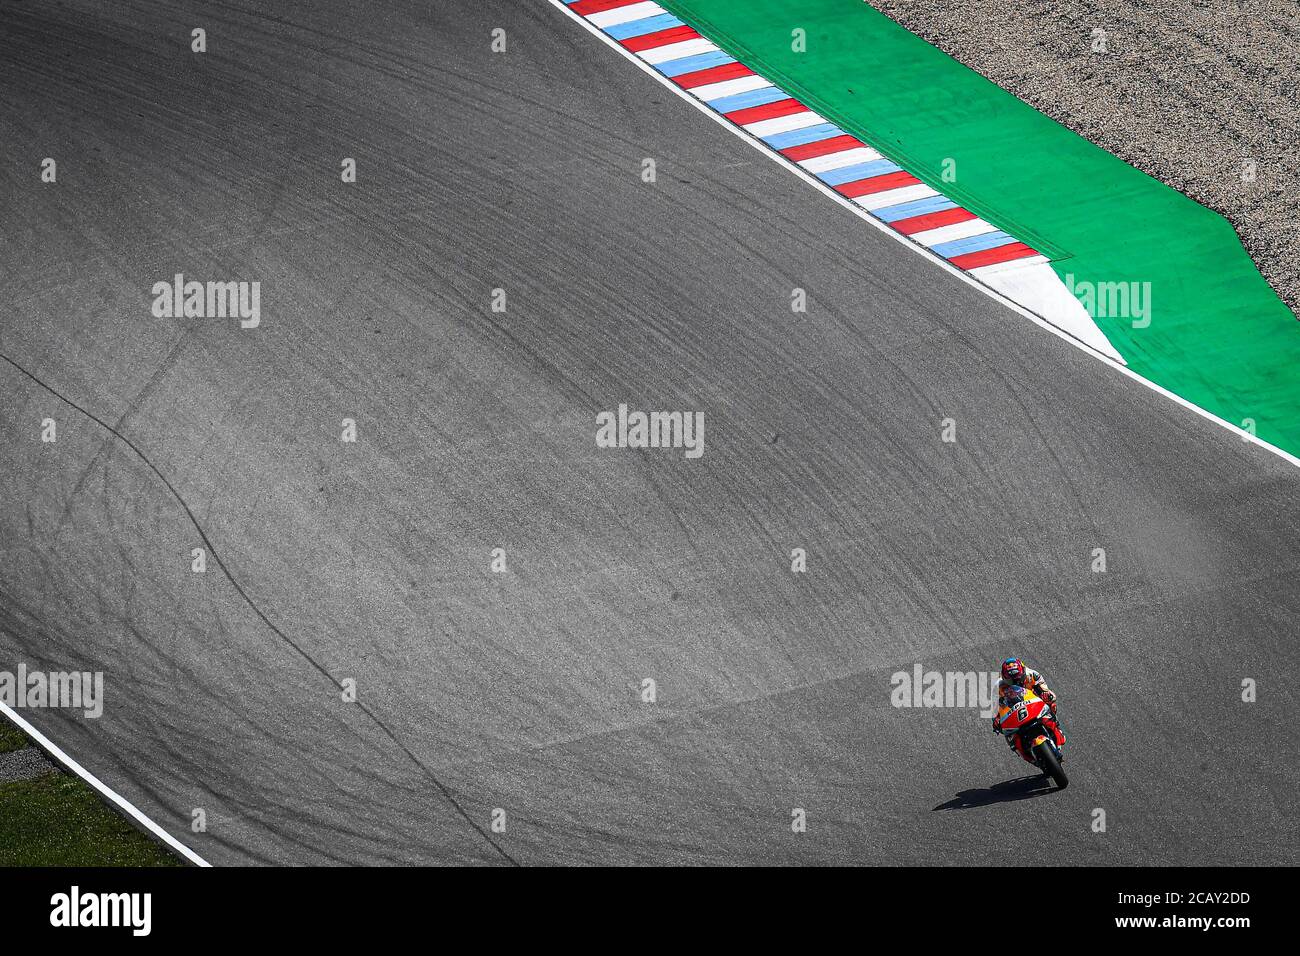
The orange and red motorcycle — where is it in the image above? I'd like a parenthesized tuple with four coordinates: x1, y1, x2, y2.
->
(993, 690, 1068, 789)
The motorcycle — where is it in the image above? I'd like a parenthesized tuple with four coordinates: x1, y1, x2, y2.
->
(993, 690, 1068, 789)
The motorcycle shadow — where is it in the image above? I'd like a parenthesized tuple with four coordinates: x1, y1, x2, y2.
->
(932, 774, 1058, 811)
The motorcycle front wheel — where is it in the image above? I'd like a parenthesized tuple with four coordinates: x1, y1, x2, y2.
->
(1034, 742, 1069, 789)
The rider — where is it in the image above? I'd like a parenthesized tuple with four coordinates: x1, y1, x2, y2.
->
(997, 658, 1056, 709)
(992, 658, 1060, 735)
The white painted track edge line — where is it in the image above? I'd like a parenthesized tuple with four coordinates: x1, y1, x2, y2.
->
(543, 0, 1300, 470)
(0, 700, 212, 866)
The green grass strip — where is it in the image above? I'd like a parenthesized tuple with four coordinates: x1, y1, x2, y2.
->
(0, 716, 181, 866)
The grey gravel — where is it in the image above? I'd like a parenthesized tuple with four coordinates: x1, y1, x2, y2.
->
(867, 0, 1300, 316)
(0, 747, 56, 783)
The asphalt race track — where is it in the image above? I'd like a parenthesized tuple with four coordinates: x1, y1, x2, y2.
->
(2, 0, 1298, 865)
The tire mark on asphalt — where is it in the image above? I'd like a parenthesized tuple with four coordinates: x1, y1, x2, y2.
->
(0, 349, 520, 866)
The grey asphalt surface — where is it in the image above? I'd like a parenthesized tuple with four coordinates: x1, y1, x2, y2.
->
(1, 0, 1298, 865)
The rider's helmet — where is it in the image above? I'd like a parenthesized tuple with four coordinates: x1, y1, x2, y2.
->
(1001, 658, 1027, 685)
